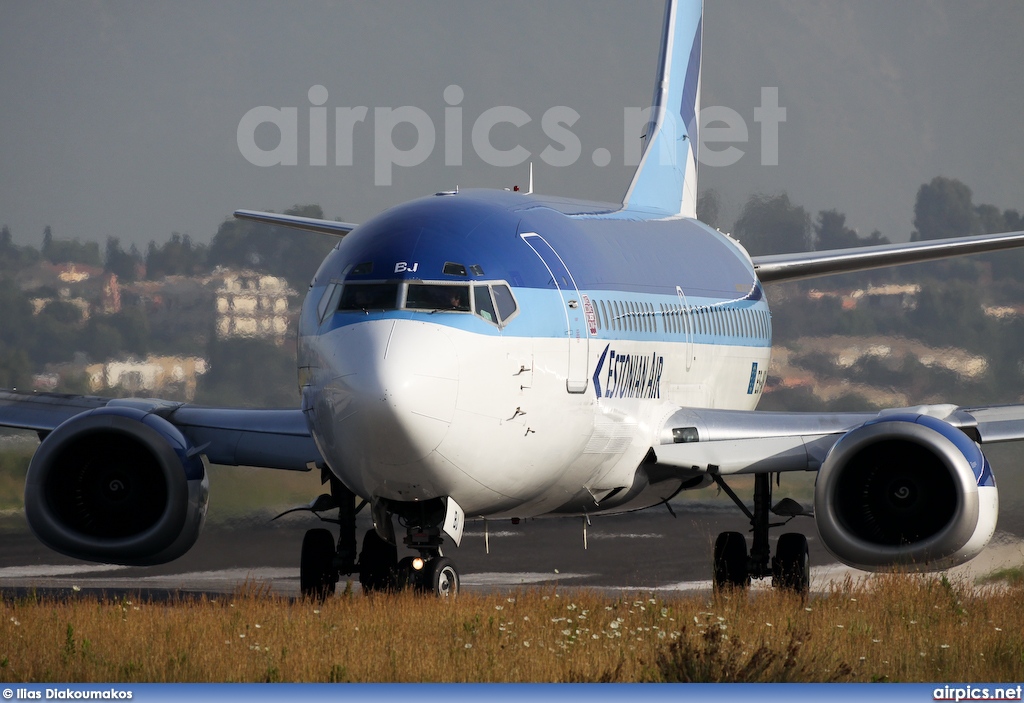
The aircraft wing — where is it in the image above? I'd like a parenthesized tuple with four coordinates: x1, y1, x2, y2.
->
(0, 390, 322, 471)
(652, 402, 1024, 475)
(233, 209, 358, 236)
(752, 229, 1024, 283)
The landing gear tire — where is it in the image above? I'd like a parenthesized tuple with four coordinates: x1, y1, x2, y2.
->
(300, 528, 338, 601)
(422, 557, 459, 598)
(358, 529, 398, 593)
(713, 531, 749, 591)
(772, 532, 810, 595)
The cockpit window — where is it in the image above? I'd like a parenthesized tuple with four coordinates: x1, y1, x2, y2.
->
(473, 285, 496, 323)
(492, 284, 518, 322)
(406, 283, 470, 311)
(337, 282, 399, 311)
(317, 283, 343, 322)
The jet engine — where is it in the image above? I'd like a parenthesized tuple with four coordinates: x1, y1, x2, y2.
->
(814, 413, 997, 571)
(24, 406, 209, 566)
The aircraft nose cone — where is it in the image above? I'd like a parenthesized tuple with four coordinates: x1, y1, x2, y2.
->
(328, 320, 459, 468)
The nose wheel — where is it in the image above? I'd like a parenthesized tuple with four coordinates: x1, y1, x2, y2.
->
(396, 555, 460, 596)
(423, 556, 460, 597)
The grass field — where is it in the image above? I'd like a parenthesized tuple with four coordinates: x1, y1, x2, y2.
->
(2, 574, 1023, 683)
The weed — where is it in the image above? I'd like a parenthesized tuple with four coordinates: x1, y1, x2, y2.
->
(1, 576, 1022, 682)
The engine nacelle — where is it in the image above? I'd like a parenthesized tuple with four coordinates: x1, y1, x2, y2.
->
(24, 407, 209, 566)
(815, 413, 997, 571)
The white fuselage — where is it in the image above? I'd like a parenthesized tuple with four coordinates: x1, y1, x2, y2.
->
(297, 190, 772, 519)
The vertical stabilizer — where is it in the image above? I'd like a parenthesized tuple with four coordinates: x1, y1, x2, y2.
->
(621, 0, 703, 219)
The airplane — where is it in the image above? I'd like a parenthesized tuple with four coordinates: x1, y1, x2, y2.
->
(4, 0, 1024, 600)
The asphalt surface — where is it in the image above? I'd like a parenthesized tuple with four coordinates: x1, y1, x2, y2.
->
(5, 438, 1024, 601)
(0, 503, 827, 599)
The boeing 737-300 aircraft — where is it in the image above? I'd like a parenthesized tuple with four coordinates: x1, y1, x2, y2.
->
(4, 0, 1024, 599)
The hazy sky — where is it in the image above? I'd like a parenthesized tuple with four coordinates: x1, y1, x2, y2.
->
(1, 1, 1021, 250)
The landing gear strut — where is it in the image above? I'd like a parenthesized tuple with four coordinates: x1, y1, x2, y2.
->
(710, 471, 810, 595)
(297, 469, 363, 600)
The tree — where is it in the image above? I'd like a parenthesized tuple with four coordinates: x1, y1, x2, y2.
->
(813, 209, 889, 279)
(912, 177, 978, 241)
(41, 227, 101, 266)
(207, 204, 336, 289)
(979, 205, 1024, 281)
(104, 237, 141, 282)
(814, 210, 860, 250)
(195, 337, 299, 407)
(0, 226, 40, 271)
(0, 346, 31, 390)
(146, 232, 208, 279)
(974, 204, 1006, 234)
(1005, 210, 1023, 232)
(733, 193, 810, 256)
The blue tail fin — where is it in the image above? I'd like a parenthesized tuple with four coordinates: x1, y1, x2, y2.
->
(621, 0, 703, 219)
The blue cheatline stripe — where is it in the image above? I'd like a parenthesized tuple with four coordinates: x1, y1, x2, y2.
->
(320, 287, 772, 349)
(1, 683, 987, 702)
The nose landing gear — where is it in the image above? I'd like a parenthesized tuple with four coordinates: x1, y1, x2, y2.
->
(295, 469, 460, 599)
(398, 525, 460, 597)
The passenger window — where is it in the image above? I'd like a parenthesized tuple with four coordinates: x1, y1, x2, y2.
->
(406, 284, 470, 311)
(474, 285, 496, 323)
(491, 284, 518, 322)
(338, 283, 398, 311)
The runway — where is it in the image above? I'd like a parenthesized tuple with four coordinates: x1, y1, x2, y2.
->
(4, 501, 1023, 600)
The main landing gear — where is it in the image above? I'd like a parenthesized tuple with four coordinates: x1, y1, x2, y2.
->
(710, 471, 811, 595)
(291, 468, 460, 600)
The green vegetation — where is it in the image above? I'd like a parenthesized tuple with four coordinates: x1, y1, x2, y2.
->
(2, 575, 1022, 682)
(978, 566, 1024, 587)
(0, 443, 32, 512)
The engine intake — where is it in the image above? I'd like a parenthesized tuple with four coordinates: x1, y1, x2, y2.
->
(24, 407, 209, 566)
(815, 414, 997, 571)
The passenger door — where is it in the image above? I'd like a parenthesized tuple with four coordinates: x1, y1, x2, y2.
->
(520, 232, 589, 393)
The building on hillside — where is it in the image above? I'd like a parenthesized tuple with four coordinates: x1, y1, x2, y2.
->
(84, 356, 209, 401)
(807, 284, 920, 311)
(213, 269, 295, 343)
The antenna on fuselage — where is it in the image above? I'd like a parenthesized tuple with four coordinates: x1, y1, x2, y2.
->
(526, 162, 534, 195)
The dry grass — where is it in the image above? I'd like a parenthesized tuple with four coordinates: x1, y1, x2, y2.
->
(2, 574, 1023, 683)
